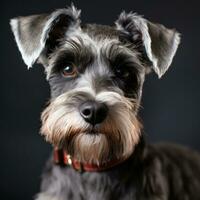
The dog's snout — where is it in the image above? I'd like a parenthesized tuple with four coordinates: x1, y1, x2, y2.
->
(79, 101, 108, 125)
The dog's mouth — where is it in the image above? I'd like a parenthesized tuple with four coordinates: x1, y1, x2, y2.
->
(86, 130, 100, 135)
(77, 124, 113, 136)
(86, 125, 103, 134)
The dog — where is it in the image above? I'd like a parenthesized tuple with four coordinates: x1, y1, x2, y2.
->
(10, 4, 200, 200)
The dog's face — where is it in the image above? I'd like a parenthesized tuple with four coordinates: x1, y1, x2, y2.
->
(10, 5, 180, 164)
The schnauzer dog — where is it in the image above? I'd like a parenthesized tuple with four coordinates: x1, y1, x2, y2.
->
(10, 4, 200, 200)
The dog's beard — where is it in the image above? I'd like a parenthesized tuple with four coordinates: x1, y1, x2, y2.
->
(40, 89, 141, 165)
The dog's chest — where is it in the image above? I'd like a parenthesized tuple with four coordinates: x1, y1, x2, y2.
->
(40, 163, 140, 200)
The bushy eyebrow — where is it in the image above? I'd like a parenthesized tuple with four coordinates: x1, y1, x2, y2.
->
(101, 42, 144, 72)
(49, 36, 95, 73)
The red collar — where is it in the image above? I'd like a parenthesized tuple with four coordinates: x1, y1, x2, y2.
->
(53, 148, 130, 172)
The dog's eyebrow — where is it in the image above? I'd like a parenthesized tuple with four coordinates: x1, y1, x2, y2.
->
(50, 37, 95, 73)
(101, 42, 144, 72)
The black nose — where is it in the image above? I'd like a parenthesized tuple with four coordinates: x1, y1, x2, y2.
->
(79, 101, 108, 125)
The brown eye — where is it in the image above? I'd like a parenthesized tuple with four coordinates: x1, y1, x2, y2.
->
(115, 67, 130, 78)
(62, 64, 77, 77)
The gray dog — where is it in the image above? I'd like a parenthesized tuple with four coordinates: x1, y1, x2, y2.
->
(10, 4, 200, 200)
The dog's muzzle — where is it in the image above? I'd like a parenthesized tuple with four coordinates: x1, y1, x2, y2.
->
(40, 89, 141, 164)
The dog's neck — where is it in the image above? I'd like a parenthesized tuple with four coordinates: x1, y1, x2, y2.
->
(53, 137, 145, 172)
(53, 148, 132, 172)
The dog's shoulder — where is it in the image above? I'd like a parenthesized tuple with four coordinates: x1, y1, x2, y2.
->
(140, 143, 200, 199)
(148, 142, 200, 165)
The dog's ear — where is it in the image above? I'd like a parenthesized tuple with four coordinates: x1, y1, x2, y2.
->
(10, 5, 81, 68)
(115, 12, 180, 78)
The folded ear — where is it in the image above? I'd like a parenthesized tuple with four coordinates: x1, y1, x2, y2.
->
(115, 12, 180, 78)
(10, 5, 81, 68)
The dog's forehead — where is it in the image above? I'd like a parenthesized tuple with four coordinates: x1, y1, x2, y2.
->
(47, 23, 141, 75)
(64, 24, 121, 52)
(47, 24, 146, 86)
(82, 24, 119, 39)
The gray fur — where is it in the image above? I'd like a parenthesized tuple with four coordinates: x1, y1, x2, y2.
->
(35, 142, 200, 200)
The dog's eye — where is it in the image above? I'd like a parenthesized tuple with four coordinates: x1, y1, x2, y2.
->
(62, 64, 77, 77)
(115, 67, 130, 78)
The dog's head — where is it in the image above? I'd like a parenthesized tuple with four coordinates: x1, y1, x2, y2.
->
(10, 5, 180, 165)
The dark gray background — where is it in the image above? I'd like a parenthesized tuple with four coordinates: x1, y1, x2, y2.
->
(1, 0, 200, 199)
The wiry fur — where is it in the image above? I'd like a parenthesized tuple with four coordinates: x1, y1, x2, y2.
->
(10, 4, 200, 200)
(41, 89, 141, 164)
(35, 142, 200, 200)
